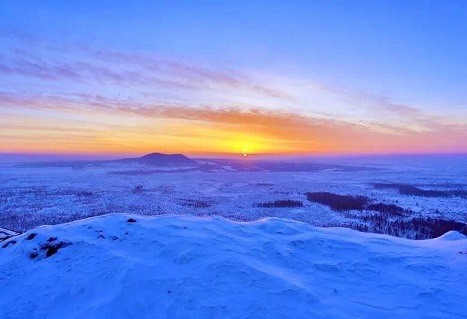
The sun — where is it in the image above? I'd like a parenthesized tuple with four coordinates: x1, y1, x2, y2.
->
(227, 136, 264, 157)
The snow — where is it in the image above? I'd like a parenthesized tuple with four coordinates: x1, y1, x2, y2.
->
(1, 214, 466, 318)
(0, 228, 18, 241)
(1, 156, 465, 234)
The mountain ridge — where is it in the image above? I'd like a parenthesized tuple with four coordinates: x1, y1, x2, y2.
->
(12, 152, 197, 168)
(113, 152, 196, 166)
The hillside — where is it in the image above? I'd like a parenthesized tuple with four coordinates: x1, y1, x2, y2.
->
(0, 214, 466, 318)
(12, 152, 197, 169)
(113, 153, 196, 166)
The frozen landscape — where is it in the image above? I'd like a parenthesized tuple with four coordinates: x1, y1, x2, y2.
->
(0, 154, 465, 239)
(0, 154, 466, 318)
(2, 1, 467, 317)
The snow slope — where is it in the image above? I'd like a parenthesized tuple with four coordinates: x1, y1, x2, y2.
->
(0, 214, 466, 319)
(0, 228, 18, 241)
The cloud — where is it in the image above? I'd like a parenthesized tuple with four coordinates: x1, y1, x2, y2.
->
(1, 37, 466, 154)
(1, 90, 466, 154)
(0, 43, 292, 101)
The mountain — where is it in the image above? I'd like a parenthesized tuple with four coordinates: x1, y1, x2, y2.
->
(113, 153, 196, 166)
(1, 214, 466, 318)
(13, 153, 197, 168)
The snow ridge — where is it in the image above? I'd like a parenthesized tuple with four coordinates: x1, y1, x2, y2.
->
(0, 214, 466, 319)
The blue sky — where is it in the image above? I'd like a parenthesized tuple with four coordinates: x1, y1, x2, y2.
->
(1, 1, 466, 155)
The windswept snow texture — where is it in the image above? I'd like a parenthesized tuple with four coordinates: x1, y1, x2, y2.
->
(0, 228, 18, 241)
(0, 214, 466, 319)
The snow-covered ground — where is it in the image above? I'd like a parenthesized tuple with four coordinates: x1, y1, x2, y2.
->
(0, 214, 466, 319)
(0, 156, 465, 237)
(0, 227, 18, 241)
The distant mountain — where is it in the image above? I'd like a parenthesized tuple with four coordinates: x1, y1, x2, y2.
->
(114, 153, 196, 166)
(13, 152, 196, 168)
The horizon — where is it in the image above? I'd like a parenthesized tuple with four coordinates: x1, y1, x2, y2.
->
(1, 150, 466, 164)
(1, 1, 466, 155)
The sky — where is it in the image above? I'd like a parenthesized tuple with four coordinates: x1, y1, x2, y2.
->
(1, 0, 466, 156)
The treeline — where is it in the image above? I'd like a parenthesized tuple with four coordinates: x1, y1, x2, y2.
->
(305, 192, 408, 216)
(255, 200, 304, 208)
(347, 215, 467, 239)
(306, 191, 467, 239)
(373, 183, 467, 198)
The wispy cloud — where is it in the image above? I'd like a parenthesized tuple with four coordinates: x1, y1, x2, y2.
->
(0, 37, 466, 154)
(1, 90, 466, 154)
(0, 42, 292, 101)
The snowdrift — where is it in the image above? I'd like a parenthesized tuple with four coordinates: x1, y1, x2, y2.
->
(0, 214, 466, 319)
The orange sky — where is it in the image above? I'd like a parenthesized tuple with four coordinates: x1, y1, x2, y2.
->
(1, 38, 466, 156)
(2, 102, 466, 156)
